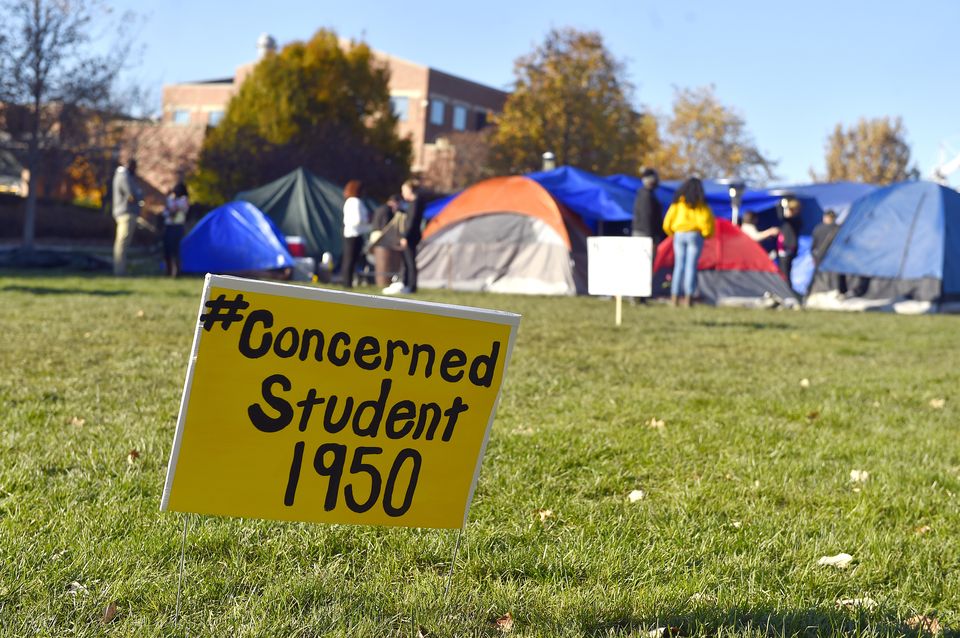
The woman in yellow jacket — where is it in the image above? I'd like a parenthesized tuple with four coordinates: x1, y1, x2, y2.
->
(662, 178, 715, 306)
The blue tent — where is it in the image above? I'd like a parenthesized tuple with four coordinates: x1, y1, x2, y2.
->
(424, 192, 457, 221)
(808, 181, 960, 311)
(182, 201, 295, 274)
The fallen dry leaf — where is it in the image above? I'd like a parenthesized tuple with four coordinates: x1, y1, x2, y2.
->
(494, 612, 513, 632)
(647, 417, 665, 430)
(127, 450, 140, 464)
(83, 331, 92, 338)
(905, 614, 941, 635)
(800, 378, 811, 388)
(628, 489, 646, 503)
(836, 597, 878, 611)
(535, 508, 554, 523)
(730, 521, 743, 529)
(806, 410, 820, 421)
(136, 309, 146, 318)
(69, 416, 86, 428)
(818, 553, 853, 569)
(850, 470, 870, 484)
(915, 525, 932, 536)
(102, 601, 118, 624)
(648, 626, 684, 637)
(67, 581, 87, 595)
(689, 592, 717, 604)
(930, 398, 946, 409)
(872, 400, 881, 408)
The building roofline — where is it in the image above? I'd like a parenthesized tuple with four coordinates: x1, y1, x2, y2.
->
(338, 36, 509, 97)
(426, 67, 510, 97)
(165, 77, 235, 88)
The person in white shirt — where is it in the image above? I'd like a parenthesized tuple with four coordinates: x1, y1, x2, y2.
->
(162, 178, 189, 277)
(741, 211, 779, 242)
(340, 179, 371, 288)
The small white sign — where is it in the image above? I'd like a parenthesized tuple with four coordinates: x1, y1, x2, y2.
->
(587, 236, 653, 297)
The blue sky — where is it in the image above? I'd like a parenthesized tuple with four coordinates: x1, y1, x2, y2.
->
(112, 0, 959, 185)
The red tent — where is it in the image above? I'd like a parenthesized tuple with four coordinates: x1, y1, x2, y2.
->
(653, 219, 795, 304)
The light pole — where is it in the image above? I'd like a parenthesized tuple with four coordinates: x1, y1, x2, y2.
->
(717, 178, 745, 225)
(541, 151, 556, 172)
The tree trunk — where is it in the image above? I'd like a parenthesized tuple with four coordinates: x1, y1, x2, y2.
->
(22, 127, 39, 251)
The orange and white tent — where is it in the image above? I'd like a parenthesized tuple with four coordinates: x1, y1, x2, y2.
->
(417, 176, 589, 295)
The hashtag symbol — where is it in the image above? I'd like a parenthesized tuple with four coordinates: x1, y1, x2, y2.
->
(199, 294, 250, 332)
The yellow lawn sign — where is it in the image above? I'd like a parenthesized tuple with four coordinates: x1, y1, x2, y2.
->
(161, 275, 520, 529)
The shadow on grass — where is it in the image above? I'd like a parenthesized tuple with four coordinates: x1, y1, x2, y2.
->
(0, 284, 132, 296)
(587, 605, 950, 637)
(694, 319, 792, 331)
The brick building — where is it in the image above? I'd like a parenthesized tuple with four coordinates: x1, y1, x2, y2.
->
(159, 35, 508, 175)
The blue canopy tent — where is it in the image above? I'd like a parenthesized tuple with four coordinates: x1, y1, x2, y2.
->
(807, 181, 960, 313)
(526, 166, 634, 231)
(182, 201, 295, 274)
(425, 166, 637, 233)
(610, 175, 783, 222)
(776, 181, 877, 223)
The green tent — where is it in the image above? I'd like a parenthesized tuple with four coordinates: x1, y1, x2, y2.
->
(236, 167, 346, 261)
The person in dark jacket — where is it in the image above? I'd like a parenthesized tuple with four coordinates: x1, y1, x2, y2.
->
(398, 179, 426, 294)
(632, 168, 665, 245)
(777, 198, 803, 285)
(632, 168, 664, 300)
(810, 209, 838, 266)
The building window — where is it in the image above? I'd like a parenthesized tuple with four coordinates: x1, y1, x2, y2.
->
(474, 110, 488, 130)
(208, 110, 225, 126)
(172, 109, 191, 125)
(452, 105, 467, 131)
(430, 99, 445, 126)
(390, 96, 409, 122)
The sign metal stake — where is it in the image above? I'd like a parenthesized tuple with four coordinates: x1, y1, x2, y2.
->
(174, 514, 190, 626)
(615, 295, 622, 326)
(443, 527, 465, 599)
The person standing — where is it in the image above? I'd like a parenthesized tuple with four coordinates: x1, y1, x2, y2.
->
(112, 158, 142, 276)
(662, 177, 715, 307)
(777, 198, 803, 285)
(398, 179, 426, 294)
(340, 179, 370, 288)
(162, 178, 189, 278)
(810, 209, 838, 266)
(632, 168, 665, 289)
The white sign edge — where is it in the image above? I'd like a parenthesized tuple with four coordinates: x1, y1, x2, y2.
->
(160, 273, 214, 511)
(459, 318, 520, 529)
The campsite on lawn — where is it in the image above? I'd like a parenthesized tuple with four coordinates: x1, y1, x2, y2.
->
(1, 272, 958, 636)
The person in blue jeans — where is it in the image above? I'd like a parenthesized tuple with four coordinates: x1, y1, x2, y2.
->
(662, 178, 715, 306)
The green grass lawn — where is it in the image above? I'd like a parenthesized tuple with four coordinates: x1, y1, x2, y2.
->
(1, 272, 958, 637)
